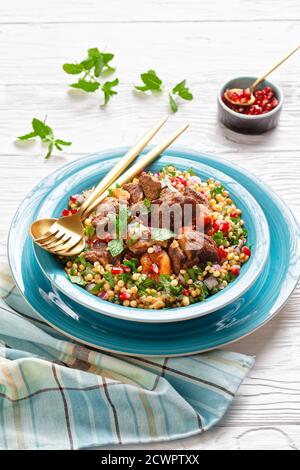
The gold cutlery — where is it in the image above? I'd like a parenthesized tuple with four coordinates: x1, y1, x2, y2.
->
(30, 117, 189, 257)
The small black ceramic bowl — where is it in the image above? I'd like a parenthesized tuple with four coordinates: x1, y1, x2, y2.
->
(218, 76, 284, 135)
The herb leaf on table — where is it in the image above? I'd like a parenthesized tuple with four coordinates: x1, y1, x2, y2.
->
(134, 70, 193, 112)
(169, 79, 194, 113)
(101, 78, 119, 105)
(63, 47, 119, 105)
(17, 117, 72, 159)
(135, 70, 163, 92)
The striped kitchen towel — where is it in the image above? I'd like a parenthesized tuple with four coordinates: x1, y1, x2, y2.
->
(0, 266, 254, 450)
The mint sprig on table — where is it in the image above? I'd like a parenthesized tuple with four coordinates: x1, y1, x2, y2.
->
(17, 118, 72, 159)
(169, 80, 194, 113)
(135, 70, 193, 113)
(135, 70, 163, 92)
(63, 47, 119, 106)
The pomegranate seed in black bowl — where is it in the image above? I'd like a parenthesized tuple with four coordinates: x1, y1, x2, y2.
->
(217, 76, 283, 134)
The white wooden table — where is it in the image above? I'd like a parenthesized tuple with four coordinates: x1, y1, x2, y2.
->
(1, 0, 300, 451)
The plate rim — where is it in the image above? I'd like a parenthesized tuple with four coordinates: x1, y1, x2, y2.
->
(30, 153, 270, 323)
(7, 147, 300, 356)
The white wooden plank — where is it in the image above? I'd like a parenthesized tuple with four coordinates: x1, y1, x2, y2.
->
(1, 0, 300, 23)
(1, 22, 300, 85)
(1, 0, 300, 451)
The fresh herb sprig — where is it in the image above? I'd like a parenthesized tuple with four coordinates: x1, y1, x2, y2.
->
(107, 204, 129, 257)
(169, 80, 193, 113)
(135, 70, 193, 113)
(17, 117, 72, 159)
(63, 47, 119, 106)
(135, 70, 163, 92)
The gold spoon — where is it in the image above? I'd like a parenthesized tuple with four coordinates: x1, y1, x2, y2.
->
(31, 120, 189, 257)
(224, 45, 300, 106)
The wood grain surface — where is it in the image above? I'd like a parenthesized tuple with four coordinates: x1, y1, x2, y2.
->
(0, 0, 299, 450)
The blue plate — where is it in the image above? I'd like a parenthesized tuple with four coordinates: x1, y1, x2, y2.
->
(8, 148, 300, 356)
(32, 156, 269, 323)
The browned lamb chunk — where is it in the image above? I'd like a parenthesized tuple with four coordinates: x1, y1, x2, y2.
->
(91, 197, 119, 227)
(122, 182, 144, 204)
(151, 188, 211, 232)
(184, 187, 209, 207)
(84, 244, 112, 266)
(178, 229, 220, 267)
(139, 173, 162, 200)
(168, 240, 186, 274)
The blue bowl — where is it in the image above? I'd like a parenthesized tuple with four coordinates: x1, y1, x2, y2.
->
(218, 76, 283, 134)
(32, 152, 270, 323)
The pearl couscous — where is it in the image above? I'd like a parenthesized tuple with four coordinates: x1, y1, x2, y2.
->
(60, 165, 251, 309)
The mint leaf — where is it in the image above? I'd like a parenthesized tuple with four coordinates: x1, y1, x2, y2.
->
(151, 227, 174, 241)
(102, 53, 115, 72)
(55, 139, 72, 146)
(18, 131, 37, 141)
(17, 117, 72, 160)
(84, 225, 95, 240)
(90, 282, 104, 294)
(68, 274, 86, 286)
(172, 80, 193, 100)
(63, 48, 117, 105)
(107, 239, 124, 257)
(101, 78, 119, 105)
(135, 70, 163, 92)
(123, 258, 139, 273)
(63, 63, 84, 75)
(212, 231, 227, 247)
(32, 118, 52, 139)
(103, 271, 115, 288)
(45, 142, 54, 159)
(71, 79, 100, 92)
(169, 93, 178, 113)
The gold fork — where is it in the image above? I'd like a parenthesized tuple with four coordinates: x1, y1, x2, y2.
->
(30, 118, 189, 256)
(31, 115, 169, 251)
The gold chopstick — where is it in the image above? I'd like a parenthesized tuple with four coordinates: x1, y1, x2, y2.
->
(79, 115, 169, 217)
(82, 123, 189, 218)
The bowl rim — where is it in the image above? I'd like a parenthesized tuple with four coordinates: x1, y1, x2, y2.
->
(217, 75, 284, 120)
(30, 149, 270, 323)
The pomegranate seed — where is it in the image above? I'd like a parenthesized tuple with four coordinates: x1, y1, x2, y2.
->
(183, 289, 189, 296)
(220, 221, 230, 233)
(70, 196, 77, 203)
(243, 88, 251, 99)
(242, 246, 251, 257)
(264, 86, 273, 94)
(121, 265, 131, 273)
(120, 292, 131, 301)
(224, 85, 277, 116)
(271, 98, 278, 108)
(150, 263, 159, 274)
(71, 209, 78, 214)
(179, 177, 188, 186)
(218, 246, 227, 259)
(111, 267, 124, 275)
(231, 265, 240, 276)
(62, 209, 70, 217)
(230, 211, 238, 218)
(213, 219, 222, 230)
